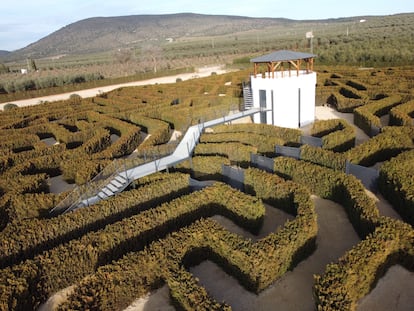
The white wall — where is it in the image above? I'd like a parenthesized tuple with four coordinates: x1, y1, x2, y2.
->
(251, 71, 316, 128)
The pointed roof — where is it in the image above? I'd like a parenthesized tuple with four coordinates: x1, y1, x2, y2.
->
(251, 50, 316, 63)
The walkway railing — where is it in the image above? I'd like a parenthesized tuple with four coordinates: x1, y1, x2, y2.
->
(51, 105, 267, 215)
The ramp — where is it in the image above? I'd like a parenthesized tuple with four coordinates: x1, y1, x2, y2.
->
(51, 107, 267, 214)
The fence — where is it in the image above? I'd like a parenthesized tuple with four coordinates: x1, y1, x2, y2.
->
(275, 145, 301, 159)
(222, 165, 245, 191)
(250, 153, 274, 173)
(300, 135, 323, 147)
(345, 160, 379, 192)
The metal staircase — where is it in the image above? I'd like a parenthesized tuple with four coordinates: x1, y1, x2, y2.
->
(242, 82, 254, 110)
(51, 107, 268, 215)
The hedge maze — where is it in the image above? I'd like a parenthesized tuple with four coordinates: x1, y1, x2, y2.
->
(1, 67, 414, 310)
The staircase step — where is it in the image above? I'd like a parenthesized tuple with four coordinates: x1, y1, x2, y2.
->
(77, 202, 87, 209)
(115, 175, 128, 184)
(97, 192, 109, 200)
(111, 179, 124, 188)
(102, 187, 114, 196)
(106, 183, 119, 192)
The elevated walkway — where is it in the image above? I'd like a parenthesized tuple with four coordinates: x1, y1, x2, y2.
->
(51, 107, 267, 215)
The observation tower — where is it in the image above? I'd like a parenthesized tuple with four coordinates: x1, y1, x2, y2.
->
(245, 50, 317, 128)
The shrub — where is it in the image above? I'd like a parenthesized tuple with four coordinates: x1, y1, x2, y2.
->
(3, 103, 18, 111)
(311, 119, 356, 152)
(273, 157, 379, 238)
(389, 99, 414, 126)
(314, 217, 414, 310)
(353, 95, 402, 136)
(345, 126, 414, 166)
(378, 150, 414, 225)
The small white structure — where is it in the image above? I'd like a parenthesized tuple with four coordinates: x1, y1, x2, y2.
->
(248, 50, 317, 128)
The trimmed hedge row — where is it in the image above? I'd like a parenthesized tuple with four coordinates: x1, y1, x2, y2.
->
(0, 133, 40, 153)
(345, 126, 414, 166)
(87, 112, 142, 158)
(294, 125, 413, 170)
(354, 95, 402, 136)
(200, 132, 284, 155)
(176, 155, 231, 180)
(3, 192, 59, 222)
(212, 123, 301, 145)
(0, 173, 190, 269)
(0, 173, 49, 195)
(327, 90, 366, 113)
(300, 144, 346, 171)
(1, 143, 66, 172)
(389, 99, 414, 126)
(311, 119, 356, 152)
(378, 149, 414, 226)
(116, 113, 172, 149)
(345, 79, 368, 91)
(59, 170, 316, 310)
(314, 217, 414, 310)
(194, 142, 257, 167)
(0, 182, 264, 310)
(273, 156, 379, 238)
(271, 155, 414, 308)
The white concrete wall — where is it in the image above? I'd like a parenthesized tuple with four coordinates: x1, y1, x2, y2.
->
(251, 71, 316, 128)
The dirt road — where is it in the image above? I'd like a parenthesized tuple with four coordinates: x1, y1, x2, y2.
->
(0, 65, 227, 110)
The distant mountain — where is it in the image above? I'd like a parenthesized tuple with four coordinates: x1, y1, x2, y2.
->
(8, 13, 298, 60)
(6, 12, 410, 62)
(0, 50, 11, 58)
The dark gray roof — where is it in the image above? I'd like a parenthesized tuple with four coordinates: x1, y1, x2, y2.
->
(251, 50, 316, 63)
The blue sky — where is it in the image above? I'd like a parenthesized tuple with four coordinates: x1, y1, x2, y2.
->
(1, 0, 413, 51)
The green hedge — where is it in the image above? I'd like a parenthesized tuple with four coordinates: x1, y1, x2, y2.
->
(314, 217, 414, 310)
(194, 142, 257, 167)
(212, 123, 301, 145)
(273, 157, 379, 238)
(175, 155, 231, 180)
(389, 99, 414, 126)
(0, 173, 190, 269)
(354, 95, 402, 136)
(300, 145, 346, 171)
(200, 132, 284, 156)
(327, 90, 365, 113)
(0, 182, 264, 310)
(311, 119, 356, 152)
(378, 150, 414, 225)
(345, 126, 414, 166)
(59, 170, 316, 310)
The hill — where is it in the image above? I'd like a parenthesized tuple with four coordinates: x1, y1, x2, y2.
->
(7, 13, 333, 60)
(0, 50, 10, 57)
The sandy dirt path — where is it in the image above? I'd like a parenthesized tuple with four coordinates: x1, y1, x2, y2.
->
(189, 196, 361, 311)
(0, 65, 228, 110)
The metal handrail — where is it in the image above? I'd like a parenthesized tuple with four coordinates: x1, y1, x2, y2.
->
(51, 104, 261, 215)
